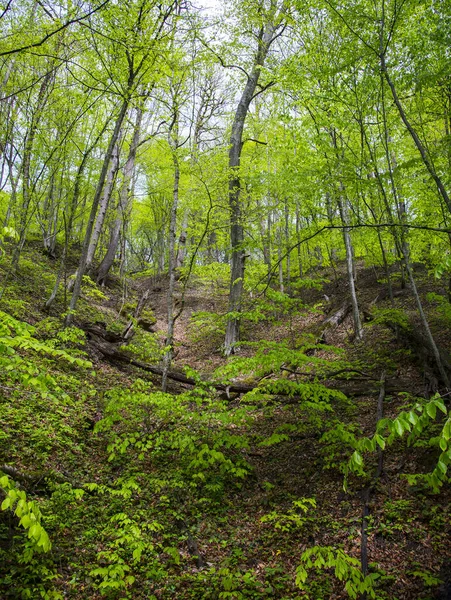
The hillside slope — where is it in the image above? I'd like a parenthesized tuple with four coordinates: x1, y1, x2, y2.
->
(0, 247, 450, 600)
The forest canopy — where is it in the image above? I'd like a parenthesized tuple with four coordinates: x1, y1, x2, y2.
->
(0, 0, 450, 598)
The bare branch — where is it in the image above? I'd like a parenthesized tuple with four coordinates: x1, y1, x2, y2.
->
(0, 0, 110, 57)
(197, 37, 250, 79)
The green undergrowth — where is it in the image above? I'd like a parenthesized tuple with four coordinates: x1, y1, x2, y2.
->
(0, 251, 450, 599)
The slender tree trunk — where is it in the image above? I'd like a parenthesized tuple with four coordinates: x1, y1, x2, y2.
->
(277, 225, 284, 293)
(162, 118, 180, 392)
(402, 242, 450, 387)
(11, 70, 54, 270)
(329, 128, 363, 341)
(380, 46, 451, 214)
(376, 44, 449, 384)
(338, 195, 363, 341)
(45, 120, 109, 309)
(224, 17, 280, 356)
(257, 198, 271, 277)
(66, 97, 129, 325)
(284, 198, 291, 294)
(85, 139, 120, 273)
(175, 212, 188, 269)
(97, 106, 142, 284)
(295, 204, 303, 278)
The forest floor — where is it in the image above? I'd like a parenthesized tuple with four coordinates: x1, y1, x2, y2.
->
(0, 246, 450, 600)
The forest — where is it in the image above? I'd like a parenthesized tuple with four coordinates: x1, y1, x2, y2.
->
(0, 0, 450, 598)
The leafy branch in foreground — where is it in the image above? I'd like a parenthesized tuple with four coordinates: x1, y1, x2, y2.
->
(296, 546, 380, 600)
(0, 474, 51, 558)
(345, 394, 449, 492)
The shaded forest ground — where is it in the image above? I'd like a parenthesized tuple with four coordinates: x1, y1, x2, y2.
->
(0, 244, 450, 599)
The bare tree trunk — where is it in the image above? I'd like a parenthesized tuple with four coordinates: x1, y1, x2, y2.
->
(11, 69, 54, 270)
(97, 106, 142, 284)
(85, 139, 120, 273)
(402, 242, 450, 387)
(338, 195, 363, 341)
(376, 42, 449, 385)
(66, 97, 129, 326)
(284, 198, 291, 294)
(45, 120, 109, 310)
(224, 12, 282, 356)
(381, 56, 451, 215)
(175, 212, 188, 269)
(162, 115, 180, 392)
(257, 197, 271, 278)
(329, 127, 363, 341)
(377, 6, 451, 215)
(295, 204, 303, 278)
(277, 224, 284, 293)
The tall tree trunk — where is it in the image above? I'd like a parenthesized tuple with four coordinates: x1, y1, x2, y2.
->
(85, 139, 120, 273)
(11, 69, 54, 270)
(162, 115, 180, 392)
(175, 212, 188, 269)
(329, 128, 363, 341)
(295, 204, 303, 279)
(284, 198, 291, 294)
(402, 242, 450, 388)
(277, 225, 284, 293)
(45, 121, 108, 310)
(66, 97, 129, 325)
(257, 198, 271, 277)
(378, 16, 451, 214)
(224, 13, 281, 356)
(97, 106, 143, 284)
(338, 194, 363, 341)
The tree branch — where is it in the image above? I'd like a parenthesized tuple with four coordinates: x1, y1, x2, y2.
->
(0, 0, 110, 57)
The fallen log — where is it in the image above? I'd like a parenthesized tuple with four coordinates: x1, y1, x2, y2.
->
(318, 301, 352, 344)
(82, 320, 419, 399)
(88, 334, 254, 394)
(92, 336, 418, 400)
(322, 301, 352, 327)
(0, 465, 80, 492)
(370, 287, 410, 306)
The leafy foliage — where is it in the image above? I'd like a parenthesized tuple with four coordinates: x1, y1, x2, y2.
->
(296, 546, 380, 599)
(0, 474, 51, 555)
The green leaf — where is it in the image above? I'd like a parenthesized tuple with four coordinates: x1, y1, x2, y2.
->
(374, 434, 385, 450)
(394, 419, 404, 436)
(352, 451, 363, 467)
(426, 403, 437, 420)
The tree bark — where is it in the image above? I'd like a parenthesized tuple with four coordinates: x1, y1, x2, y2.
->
(85, 139, 120, 273)
(45, 121, 108, 310)
(11, 69, 54, 270)
(338, 195, 363, 341)
(97, 106, 143, 284)
(162, 109, 181, 392)
(66, 97, 130, 325)
(224, 13, 281, 356)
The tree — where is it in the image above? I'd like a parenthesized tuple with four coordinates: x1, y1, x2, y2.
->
(223, 0, 289, 356)
(66, 0, 180, 324)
